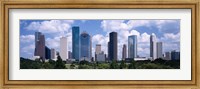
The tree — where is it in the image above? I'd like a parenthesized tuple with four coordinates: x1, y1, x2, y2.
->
(110, 60, 119, 69)
(54, 55, 66, 69)
(128, 60, 136, 69)
(120, 60, 127, 69)
(42, 62, 54, 69)
(70, 64, 76, 69)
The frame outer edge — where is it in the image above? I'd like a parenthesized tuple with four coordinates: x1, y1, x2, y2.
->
(1, 0, 200, 89)
(197, 1, 200, 89)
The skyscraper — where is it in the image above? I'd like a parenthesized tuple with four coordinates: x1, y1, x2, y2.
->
(72, 26, 80, 61)
(165, 52, 171, 60)
(60, 37, 68, 61)
(122, 44, 127, 60)
(171, 50, 180, 60)
(109, 32, 118, 61)
(95, 44, 101, 60)
(34, 32, 45, 60)
(95, 44, 101, 54)
(128, 35, 137, 59)
(150, 34, 157, 60)
(157, 42, 163, 58)
(107, 42, 110, 60)
(80, 32, 92, 61)
(45, 46, 51, 59)
(68, 51, 72, 59)
(51, 48, 55, 59)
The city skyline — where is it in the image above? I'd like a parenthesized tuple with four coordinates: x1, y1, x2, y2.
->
(20, 20, 180, 59)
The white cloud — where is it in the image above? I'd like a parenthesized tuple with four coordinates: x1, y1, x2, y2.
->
(155, 20, 180, 33)
(160, 33, 180, 42)
(45, 31, 73, 53)
(21, 44, 35, 53)
(101, 20, 130, 32)
(99, 20, 180, 59)
(25, 20, 74, 35)
(20, 35, 35, 43)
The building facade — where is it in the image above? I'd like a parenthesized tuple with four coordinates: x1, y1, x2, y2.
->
(171, 50, 180, 60)
(109, 32, 118, 61)
(51, 48, 55, 59)
(60, 37, 68, 61)
(45, 46, 51, 59)
(150, 34, 157, 60)
(96, 52, 106, 62)
(122, 44, 127, 60)
(72, 26, 80, 61)
(80, 32, 92, 62)
(34, 32, 45, 60)
(165, 52, 171, 60)
(128, 35, 137, 59)
(68, 51, 73, 59)
(157, 42, 163, 58)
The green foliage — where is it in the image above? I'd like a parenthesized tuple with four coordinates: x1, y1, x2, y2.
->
(78, 64, 92, 69)
(42, 62, 54, 69)
(20, 57, 43, 69)
(110, 60, 119, 69)
(97, 63, 110, 69)
(70, 64, 76, 69)
(54, 55, 66, 69)
(20, 57, 180, 69)
(120, 60, 127, 69)
(128, 60, 136, 69)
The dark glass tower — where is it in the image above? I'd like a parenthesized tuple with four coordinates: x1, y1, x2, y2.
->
(80, 32, 92, 62)
(72, 26, 80, 61)
(122, 44, 127, 60)
(45, 46, 51, 59)
(109, 32, 118, 61)
(128, 35, 137, 59)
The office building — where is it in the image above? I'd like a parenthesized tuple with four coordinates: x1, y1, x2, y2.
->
(45, 46, 51, 59)
(165, 52, 171, 60)
(107, 42, 110, 60)
(51, 48, 55, 59)
(122, 44, 127, 60)
(171, 50, 180, 60)
(68, 51, 73, 59)
(96, 51, 106, 62)
(128, 35, 137, 59)
(72, 26, 80, 61)
(80, 32, 92, 62)
(157, 42, 163, 58)
(95, 44, 101, 54)
(34, 32, 45, 60)
(95, 44, 101, 60)
(150, 34, 157, 60)
(60, 37, 68, 61)
(109, 32, 118, 61)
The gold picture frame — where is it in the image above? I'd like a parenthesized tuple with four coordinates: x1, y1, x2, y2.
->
(0, 0, 199, 89)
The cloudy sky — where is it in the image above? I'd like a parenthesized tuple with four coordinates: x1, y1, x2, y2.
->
(20, 20, 180, 59)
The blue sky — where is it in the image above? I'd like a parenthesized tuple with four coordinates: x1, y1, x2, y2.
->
(20, 20, 180, 59)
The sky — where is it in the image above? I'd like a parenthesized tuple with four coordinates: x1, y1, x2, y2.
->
(20, 20, 180, 59)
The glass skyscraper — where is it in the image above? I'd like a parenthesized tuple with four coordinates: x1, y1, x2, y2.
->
(150, 34, 157, 60)
(128, 35, 137, 59)
(109, 32, 118, 61)
(80, 32, 92, 62)
(72, 26, 80, 61)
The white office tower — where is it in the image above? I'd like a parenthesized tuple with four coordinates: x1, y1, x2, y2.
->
(150, 34, 157, 60)
(157, 42, 163, 58)
(60, 37, 68, 61)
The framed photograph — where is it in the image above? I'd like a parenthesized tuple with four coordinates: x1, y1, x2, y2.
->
(0, 0, 199, 89)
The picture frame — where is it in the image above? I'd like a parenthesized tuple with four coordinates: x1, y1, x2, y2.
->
(0, 0, 199, 89)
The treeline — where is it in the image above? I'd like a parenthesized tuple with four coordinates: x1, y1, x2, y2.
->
(20, 57, 180, 69)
